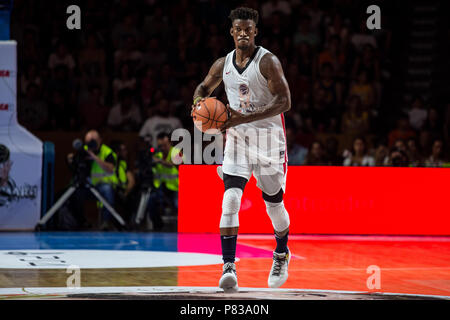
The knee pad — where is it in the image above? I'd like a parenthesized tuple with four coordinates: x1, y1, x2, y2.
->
(219, 188, 242, 228)
(265, 201, 290, 232)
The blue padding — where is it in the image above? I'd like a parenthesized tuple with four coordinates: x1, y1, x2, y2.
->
(0, 232, 179, 251)
(41, 142, 55, 216)
(0, 0, 12, 40)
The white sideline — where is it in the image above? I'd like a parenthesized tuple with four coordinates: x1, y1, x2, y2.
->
(0, 286, 449, 299)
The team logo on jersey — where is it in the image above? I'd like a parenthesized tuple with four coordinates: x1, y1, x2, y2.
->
(239, 84, 249, 96)
(238, 84, 255, 114)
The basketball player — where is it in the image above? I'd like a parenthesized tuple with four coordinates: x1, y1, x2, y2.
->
(192, 7, 291, 292)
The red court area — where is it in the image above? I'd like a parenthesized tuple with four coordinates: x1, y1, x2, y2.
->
(177, 234, 450, 297)
(177, 166, 450, 297)
(179, 166, 450, 235)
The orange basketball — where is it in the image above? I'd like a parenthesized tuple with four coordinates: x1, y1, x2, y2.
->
(192, 97, 228, 133)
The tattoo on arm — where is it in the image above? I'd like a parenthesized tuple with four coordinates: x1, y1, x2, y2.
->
(193, 57, 225, 101)
(242, 53, 291, 122)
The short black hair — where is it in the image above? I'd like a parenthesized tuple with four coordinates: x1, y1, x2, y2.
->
(109, 140, 123, 154)
(229, 7, 259, 25)
(156, 132, 170, 140)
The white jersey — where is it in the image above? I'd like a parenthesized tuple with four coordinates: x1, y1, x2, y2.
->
(222, 46, 287, 165)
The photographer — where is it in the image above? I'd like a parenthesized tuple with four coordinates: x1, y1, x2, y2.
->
(148, 132, 183, 231)
(70, 130, 119, 230)
(388, 148, 410, 167)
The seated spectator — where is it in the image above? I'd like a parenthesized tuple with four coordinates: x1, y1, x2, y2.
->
(391, 138, 406, 153)
(111, 12, 139, 50)
(20, 63, 42, 96)
(114, 34, 143, 72)
(388, 116, 416, 148)
(352, 44, 381, 108)
(444, 103, 450, 149)
(325, 13, 350, 49)
(314, 63, 343, 108)
(143, 5, 170, 40)
(142, 37, 168, 69)
(351, 44, 381, 84)
(374, 143, 389, 166)
(351, 19, 378, 53)
(418, 130, 432, 159)
(113, 62, 137, 105)
(387, 148, 410, 167)
(324, 136, 344, 165)
(341, 95, 370, 137)
(178, 14, 201, 55)
(317, 35, 346, 79)
(261, 0, 292, 19)
(406, 137, 423, 167)
(110, 140, 137, 223)
(79, 34, 107, 88)
(310, 88, 327, 131)
(79, 85, 109, 130)
(286, 63, 304, 103)
(18, 83, 49, 130)
(304, 141, 327, 165)
(423, 107, 443, 142)
(349, 69, 375, 111)
(293, 15, 320, 49)
(21, 29, 44, 67)
(107, 88, 142, 132)
(139, 98, 183, 148)
(307, 0, 324, 36)
(46, 65, 76, 103)
(48, 90, 77, 131)
(425, 139, 445, 167)
(48, 41, 76, 76)
(286, 126, 308, 165)
(296, 41, 314, 80)
(159, 64, 179, 97)
(313, 63, 343, 131)
(343, 137, 375, 166)
(407, 96, 428, 131)
(265, 11, 289, 43)
(140, 67, 157, 107)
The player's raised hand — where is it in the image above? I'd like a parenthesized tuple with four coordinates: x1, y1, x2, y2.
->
(220, 104, 247, 133)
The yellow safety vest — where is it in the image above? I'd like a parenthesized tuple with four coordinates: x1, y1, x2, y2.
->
(116, 159, 128, 189)
(153, 147, 180, 191)
(87, 144, 118, 186)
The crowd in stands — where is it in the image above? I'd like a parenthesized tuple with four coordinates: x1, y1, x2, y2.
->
(12, 0, 450, 167)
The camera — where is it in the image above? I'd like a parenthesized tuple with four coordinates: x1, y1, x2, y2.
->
(136, 141, 156, 189)
(69, 138, 93, 184)
(390, 149, 409, 167)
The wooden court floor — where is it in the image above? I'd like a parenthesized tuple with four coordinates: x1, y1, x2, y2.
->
(0, 232, 449, 299)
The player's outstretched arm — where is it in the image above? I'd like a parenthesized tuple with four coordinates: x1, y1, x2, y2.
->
(192, 57, 225, 107)
(220, 53, 291, 131)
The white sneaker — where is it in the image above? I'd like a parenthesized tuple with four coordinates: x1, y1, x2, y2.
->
(219, 262, 238, 293)
(268, 250, 291, 288)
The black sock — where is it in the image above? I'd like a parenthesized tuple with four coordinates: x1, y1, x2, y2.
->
(275, 231, 289, 254)
(221, 235, 237, 264)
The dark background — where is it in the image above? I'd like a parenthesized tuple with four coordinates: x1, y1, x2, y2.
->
(9, 0, 450, 193)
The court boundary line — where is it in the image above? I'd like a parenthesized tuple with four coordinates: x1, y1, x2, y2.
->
(0, 286, 449, 300)
(236, 234, 450, 242)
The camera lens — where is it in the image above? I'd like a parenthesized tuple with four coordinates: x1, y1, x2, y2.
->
(87, 140, 98, 150)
